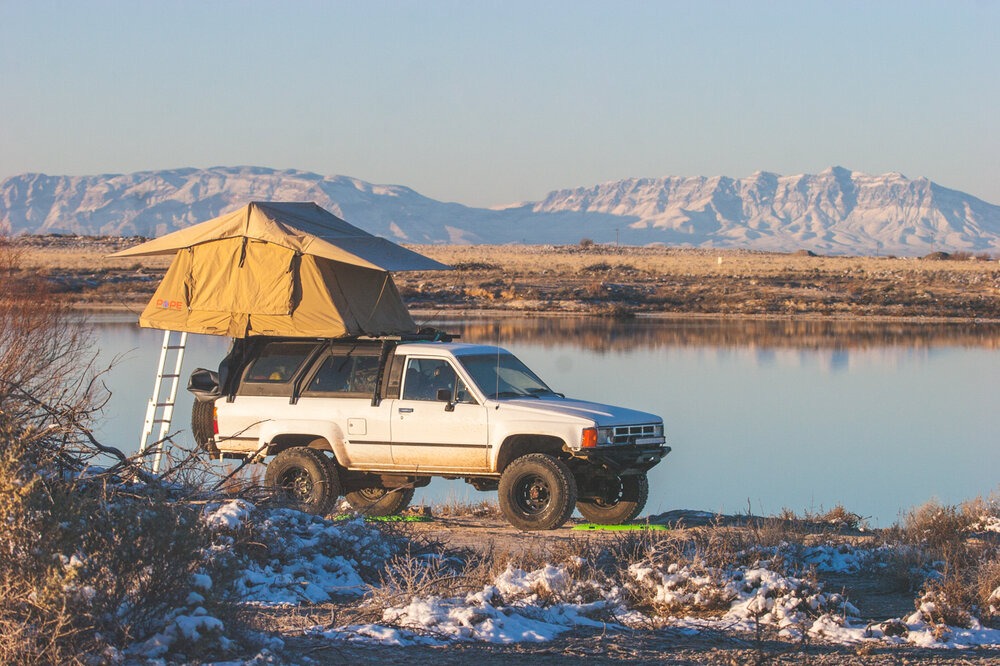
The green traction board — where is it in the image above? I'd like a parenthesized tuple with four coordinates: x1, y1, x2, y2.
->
(332, 514, 433, 523)
(572, 523, 668, 531)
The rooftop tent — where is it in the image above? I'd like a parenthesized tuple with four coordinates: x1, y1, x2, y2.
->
(109, 201, 449, 338)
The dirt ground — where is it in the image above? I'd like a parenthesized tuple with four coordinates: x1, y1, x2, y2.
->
(407, 513, 916, 621)
(275, 630, 1000, 666)
(239, 512, 999, 665)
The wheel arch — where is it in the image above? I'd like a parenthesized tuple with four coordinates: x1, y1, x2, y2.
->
(259, 420, 348, 464)
(267, 434, 335, 459)
(495, 434, 567, 473)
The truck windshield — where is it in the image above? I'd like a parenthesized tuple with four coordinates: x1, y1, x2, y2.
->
(457, 352, 556, 399)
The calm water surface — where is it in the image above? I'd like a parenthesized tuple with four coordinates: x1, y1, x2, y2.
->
(88, 315, 999, 527)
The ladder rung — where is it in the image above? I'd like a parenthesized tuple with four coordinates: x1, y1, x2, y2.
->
(141, 329, 188, 472)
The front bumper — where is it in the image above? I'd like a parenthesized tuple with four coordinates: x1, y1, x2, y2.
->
(573, 443, 671, 474)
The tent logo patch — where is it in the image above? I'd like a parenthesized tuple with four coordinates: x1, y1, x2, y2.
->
(156, 298, 184, 311)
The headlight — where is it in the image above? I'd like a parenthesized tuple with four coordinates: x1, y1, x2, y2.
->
(582, 426, 614, 448)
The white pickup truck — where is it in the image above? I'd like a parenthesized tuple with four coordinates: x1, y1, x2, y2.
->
(190, 332, 669, 530)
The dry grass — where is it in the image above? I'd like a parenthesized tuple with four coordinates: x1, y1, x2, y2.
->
(401, 244, 1000, 319)
(422, 497, 503, 519)
(394, 498, 1000, 631)
(776, 504, 866, 532)
(897, 497, 1000, 628)
(12, 236, 1000, 318)
(414, 243, 998, 279)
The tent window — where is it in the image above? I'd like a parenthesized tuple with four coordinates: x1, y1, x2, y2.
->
(306, 354, 381, 396)
(243, 342, 315, 384)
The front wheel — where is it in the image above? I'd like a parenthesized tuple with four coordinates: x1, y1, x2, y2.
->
(576, 473, 649, 524)
(499, 453, 577, 531)
(344, 486, 415, 517)
(264, 447, 341, 515)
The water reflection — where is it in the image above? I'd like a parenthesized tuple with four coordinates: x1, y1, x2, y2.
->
(85, 313, 999, 527)
(437, 316, 1000, 353)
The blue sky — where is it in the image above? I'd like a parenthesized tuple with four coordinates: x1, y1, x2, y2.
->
(1, 0, 997, 207)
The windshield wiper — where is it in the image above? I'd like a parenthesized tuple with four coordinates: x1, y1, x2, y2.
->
(487, 390, 538, 399)
(528, 388, 563, 397)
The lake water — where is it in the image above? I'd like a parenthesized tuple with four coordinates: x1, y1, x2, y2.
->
(86, 314, 999, 527)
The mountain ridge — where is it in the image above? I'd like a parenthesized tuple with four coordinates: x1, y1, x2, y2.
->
(2, 166, 999, 256)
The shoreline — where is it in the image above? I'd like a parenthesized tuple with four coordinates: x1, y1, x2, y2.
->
(74, 302, 1000, 326)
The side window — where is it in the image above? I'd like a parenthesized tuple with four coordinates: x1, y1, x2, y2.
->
(386, 356, 405, 399)
(243, 342, 315, 384)
(306, 354, 381, 395)
(401, 358, 474, 403)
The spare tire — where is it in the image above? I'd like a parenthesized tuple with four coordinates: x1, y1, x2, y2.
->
(191, 400, 218, 455)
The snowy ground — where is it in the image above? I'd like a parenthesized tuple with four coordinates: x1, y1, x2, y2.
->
(119, 500, 1000, 664)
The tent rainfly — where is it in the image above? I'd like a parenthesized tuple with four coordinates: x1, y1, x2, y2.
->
(109, 201, 450, 338)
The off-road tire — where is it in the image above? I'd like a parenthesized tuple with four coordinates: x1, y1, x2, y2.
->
(498, 453, 577, 531)
(264, 447, 340, 515)
(191, 400, 219, 455)
(345, 486, 416, 517)
(576, 473, 649, 524)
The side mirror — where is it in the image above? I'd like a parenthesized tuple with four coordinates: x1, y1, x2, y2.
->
(188, 368, 221, 401)
(436, 388, 455, 412)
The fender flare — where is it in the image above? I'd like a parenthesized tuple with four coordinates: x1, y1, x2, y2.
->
(258, 420, 353, 466)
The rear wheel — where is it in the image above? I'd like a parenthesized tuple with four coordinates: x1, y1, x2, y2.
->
(576, 473, 648, 524)
(264, 447, 340, 515)
(345, 486, 415, 517)
(499, 453, 577, 531)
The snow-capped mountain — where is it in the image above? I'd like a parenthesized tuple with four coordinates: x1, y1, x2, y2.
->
(0, 167, 489, 243)
(525, 167, 1000, 254)
(2, 166, 998, 256)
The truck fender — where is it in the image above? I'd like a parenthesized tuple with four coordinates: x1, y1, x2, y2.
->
(490, 427, 576, 472)
(258, 420, 353, 466)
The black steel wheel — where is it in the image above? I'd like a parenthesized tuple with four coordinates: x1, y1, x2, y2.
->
(498, 453, 577, 531)
(576, 473, 649, 524)
(264, 447, 340, 515)
(344, 486, 415, 517)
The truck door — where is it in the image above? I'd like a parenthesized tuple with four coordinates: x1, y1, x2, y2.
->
(389, 357, 489, 470)
(297, 349, 394, 467)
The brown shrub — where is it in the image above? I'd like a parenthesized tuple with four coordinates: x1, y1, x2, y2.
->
(901, 497, 1000, 629)
(0, 238, 234, 663)
(903, 500, 973, 548)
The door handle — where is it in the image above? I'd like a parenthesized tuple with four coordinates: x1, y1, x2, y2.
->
(398, 407, 414, 413)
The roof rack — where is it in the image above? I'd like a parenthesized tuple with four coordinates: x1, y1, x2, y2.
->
(236, 328, 460, 345)
(357, 328, 460, 343)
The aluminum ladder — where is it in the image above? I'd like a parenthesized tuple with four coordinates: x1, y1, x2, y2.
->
(138, 329, 188, 473)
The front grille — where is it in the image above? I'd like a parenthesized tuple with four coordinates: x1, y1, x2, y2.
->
(611, 423, 663, 445)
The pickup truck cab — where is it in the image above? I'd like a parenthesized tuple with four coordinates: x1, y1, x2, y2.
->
(190, 332, 670, 530)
